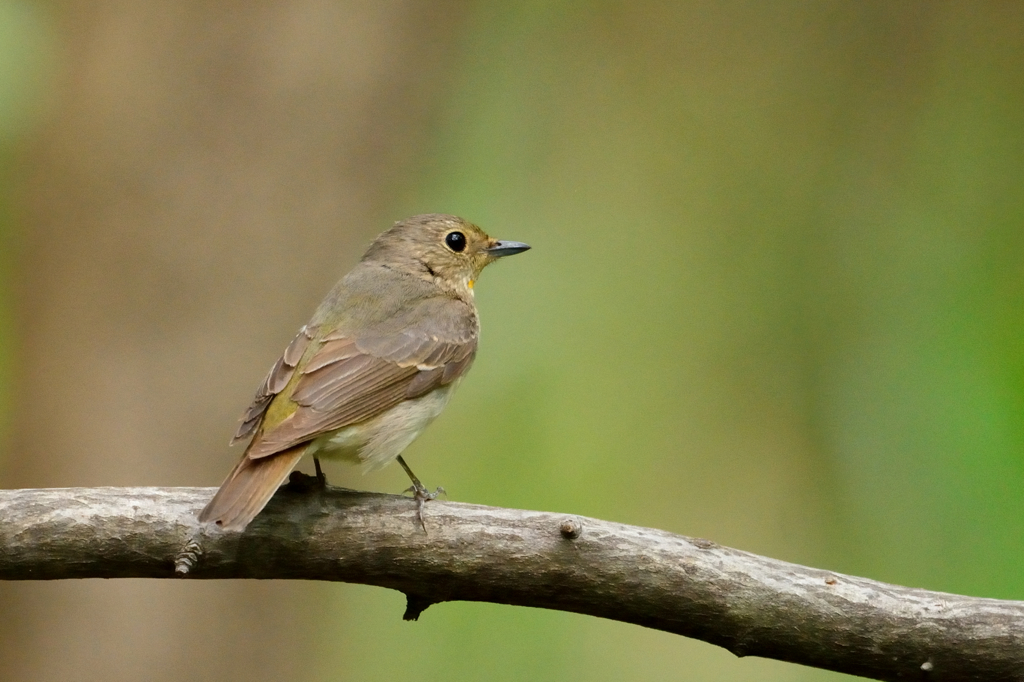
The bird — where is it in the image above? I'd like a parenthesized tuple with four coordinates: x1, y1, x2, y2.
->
(198, 214, 530, 531)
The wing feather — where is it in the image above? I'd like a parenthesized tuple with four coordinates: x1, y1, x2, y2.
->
(231, 326, 314, 444)
(242, 298, 478, 460)
(302, 337, 360, 372)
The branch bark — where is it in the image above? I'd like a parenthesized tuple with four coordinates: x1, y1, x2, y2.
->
(1, 482, 1021, 681)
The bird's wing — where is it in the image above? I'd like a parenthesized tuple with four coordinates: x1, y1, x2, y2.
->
(243, 299, 477, 460)
(231, 326, 314, 445)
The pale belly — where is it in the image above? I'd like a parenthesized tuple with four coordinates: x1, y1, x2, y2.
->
(304, 382, 458, 472)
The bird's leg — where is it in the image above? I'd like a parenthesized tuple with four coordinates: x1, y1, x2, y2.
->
(396, 455, 444, 532)
(314, 457, 327, 486)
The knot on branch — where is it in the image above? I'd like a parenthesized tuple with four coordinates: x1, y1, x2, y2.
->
(559, 516, 583, 539)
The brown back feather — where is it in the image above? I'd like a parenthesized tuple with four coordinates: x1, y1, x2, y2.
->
(245, 335, 476, 459)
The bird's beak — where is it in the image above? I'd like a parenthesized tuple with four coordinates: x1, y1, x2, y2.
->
(486, 240, 531, 258)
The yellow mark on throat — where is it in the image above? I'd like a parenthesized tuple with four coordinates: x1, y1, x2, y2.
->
(467, 279, 475, 289)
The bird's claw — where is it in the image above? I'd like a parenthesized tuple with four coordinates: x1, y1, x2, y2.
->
(403, 484, 445, 532)
(287, 470, 327, 492)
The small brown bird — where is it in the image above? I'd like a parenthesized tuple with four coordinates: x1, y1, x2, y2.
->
(199, 214, 529, 531)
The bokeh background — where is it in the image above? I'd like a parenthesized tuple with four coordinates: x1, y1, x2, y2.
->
(1, 2, 1023, 680)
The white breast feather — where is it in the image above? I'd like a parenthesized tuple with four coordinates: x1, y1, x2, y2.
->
(306, 382, 459, 472)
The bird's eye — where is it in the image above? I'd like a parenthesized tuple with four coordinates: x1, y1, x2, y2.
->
(445, 231, 467, 252)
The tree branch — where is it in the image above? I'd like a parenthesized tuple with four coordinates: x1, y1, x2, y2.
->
(1, 482, 1021, 681)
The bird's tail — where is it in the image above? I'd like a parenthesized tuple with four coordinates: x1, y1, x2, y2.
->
(198, 445, 306, 531)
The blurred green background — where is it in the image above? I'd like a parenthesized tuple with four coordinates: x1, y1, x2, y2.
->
(1, 2, 1022, 681)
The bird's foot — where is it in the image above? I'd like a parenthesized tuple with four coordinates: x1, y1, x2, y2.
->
(287, 471, 325, 491)
(287, 461, 328, 492)
(403, 483, 446, 533)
